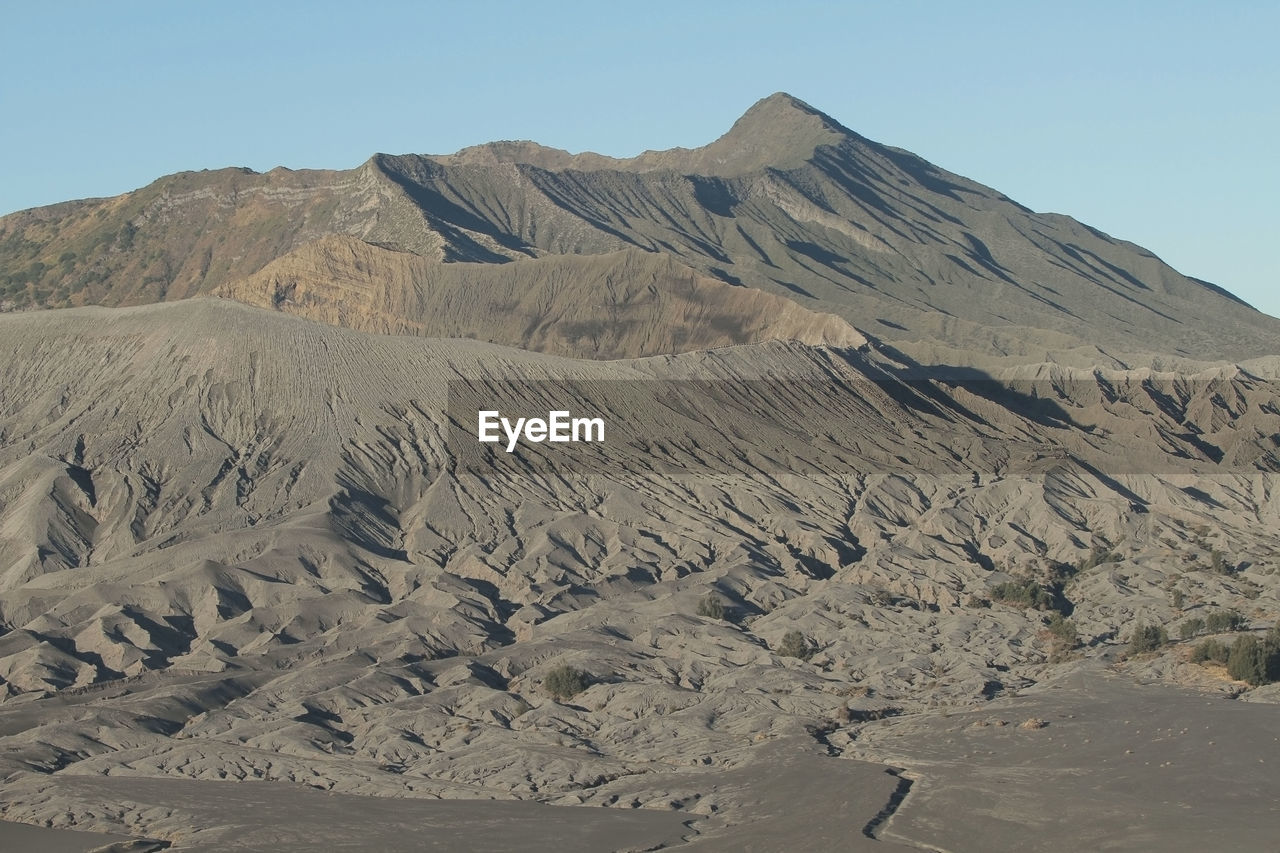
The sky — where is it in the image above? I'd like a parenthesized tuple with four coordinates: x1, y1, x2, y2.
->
(2, 1, 1276, 318)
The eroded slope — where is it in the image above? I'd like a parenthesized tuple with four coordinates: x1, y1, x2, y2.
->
(0, 301, 1277, 849)
(215, 236, 865, 358)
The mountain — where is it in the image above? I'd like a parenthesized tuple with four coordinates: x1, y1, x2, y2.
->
(3, 93, 1276, 369)
(1, 95, 1279, 851)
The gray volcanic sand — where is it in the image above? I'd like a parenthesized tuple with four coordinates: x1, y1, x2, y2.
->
(843, 668, 1280, 852)
(0, 820, 154, 852)
(13, 776, 691, 852)
(1, 301, 1279, 851)
(0, 740, 921, 853)
(653, 739, 919, 852)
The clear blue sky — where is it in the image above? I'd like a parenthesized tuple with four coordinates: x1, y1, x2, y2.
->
(2, 1, 1276, 318)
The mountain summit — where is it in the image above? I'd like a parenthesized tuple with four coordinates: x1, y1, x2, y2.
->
(1, 93, 1276, 368)
(435, 92, 847, 176)
(695, 91, 853, 173)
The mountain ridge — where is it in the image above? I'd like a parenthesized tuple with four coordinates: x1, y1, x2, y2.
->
(431, 92, 851, 176)
(2, 92, 1276, 369)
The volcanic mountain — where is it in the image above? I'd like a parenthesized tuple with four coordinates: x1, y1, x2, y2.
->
(0, 95, 1278, 852)
(3, 93, 1276, 368)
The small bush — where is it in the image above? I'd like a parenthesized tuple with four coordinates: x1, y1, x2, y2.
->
(869, 588, 895, 607)
(840, 706, 901, 722)
(1191, 638, 1230, 664)
(1047, 613, 1078, 647)
(1077, 547, 1121, 572)
(1226, 633, 1280, 686)
(1205, 609, 1246, 633)
(1128, 623, 1168, 655)
(696, 595, 726, 620)
(544, 665, 590, 701)
(1170, 589, 1185, 610)
(991, 579, 1056, 611)
(778, 630, 812, 660)
(1178, 617, 1205, 640)
(1226, 636, 1266, 685)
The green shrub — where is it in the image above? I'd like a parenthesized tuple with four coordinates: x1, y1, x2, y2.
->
(1170, 589, 1185, 610)
(1205, 609, 1246, 633)
(991, 579, 1056, 611)
(1191, 638, 1230, 664)
(778, 630, 812, 660)
(1047, 613, 1078, 648)
(1128, 623, 1168, 655)
(1225, 633, 1280, 686)
(1077, 547, 1121, 572)
(1227, 636, 1265, 685)
(696, 595, 726, 620)
(1178, 617, 1205, 640)
(544, 665, 590, 701)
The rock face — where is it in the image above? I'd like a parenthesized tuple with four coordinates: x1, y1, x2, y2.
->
(3, 93, 1277, 367)
(216, 236, 866, 358)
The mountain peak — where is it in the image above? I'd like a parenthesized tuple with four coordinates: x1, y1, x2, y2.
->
(736, 92, 837, 128)
(695, 92, 851, 173)
(428, 93, 851, 177)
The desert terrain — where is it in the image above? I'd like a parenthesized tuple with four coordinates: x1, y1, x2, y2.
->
(1, 95, 1277, 850)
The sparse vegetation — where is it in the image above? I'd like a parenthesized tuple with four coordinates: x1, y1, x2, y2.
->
(1077, 546, 1121, 573)
(869, 588, 895, 607)
(1045, 612, 1079, 661)
(1190, 626, 1280, 686)
(544, 665, 590, 701)
(831, 703, 900, 724)
(1170, 589, 1185, 610)
(1191, 638, 1231, 664)
(1128, 623, 1168, 655)
(991, 578, 1056, 611)
(1178, 617, 1205, 640)
(1204, 609, 1246, 634)
(1047, 613, 1078, 648)
(778, 630, 812, 660)
(696, 594, 726, 620)
(1227, 630, 1280, 686)
(991, 558, 1080, 615)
